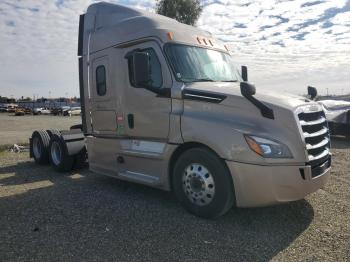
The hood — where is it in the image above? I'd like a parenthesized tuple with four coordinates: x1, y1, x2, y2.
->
(184, 82, 313, 111)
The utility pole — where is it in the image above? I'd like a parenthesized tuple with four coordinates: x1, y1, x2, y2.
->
(65, 92, 68, 105)
(49, 91, 52, 109)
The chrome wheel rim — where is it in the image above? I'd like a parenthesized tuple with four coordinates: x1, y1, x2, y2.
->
(182, 163, 215, 206)
(33, 137, 42, 159)
(51, 141, 62, 166)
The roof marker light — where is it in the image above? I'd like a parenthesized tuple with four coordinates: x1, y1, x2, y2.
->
(208, 39, 213, 46)
(224, 45, 229, 51)
(167, 32, 173, 40)
(197, 37, 201, 44)
(203, 38, 207, 45)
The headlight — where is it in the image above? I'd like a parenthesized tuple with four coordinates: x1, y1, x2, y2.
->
(244, 135, 293, 158)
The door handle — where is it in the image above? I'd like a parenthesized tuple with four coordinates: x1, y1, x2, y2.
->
(128, 114, 134, 129)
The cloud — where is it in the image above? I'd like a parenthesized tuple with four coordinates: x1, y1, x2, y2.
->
(198, 0, 350, 95)
(0, 0, 349, 98)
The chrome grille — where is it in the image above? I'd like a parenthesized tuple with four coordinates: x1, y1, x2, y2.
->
(297, 105, 330, 167)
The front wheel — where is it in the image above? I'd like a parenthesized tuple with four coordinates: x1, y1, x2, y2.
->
(172, 148, 235, 218)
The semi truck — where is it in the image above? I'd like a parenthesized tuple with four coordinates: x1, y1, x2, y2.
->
(29, 2, 331, 218)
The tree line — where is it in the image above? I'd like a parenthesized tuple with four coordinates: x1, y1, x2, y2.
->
(156, 0, 202, 25)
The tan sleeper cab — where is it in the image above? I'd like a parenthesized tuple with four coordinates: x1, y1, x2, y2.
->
(30, 2, 330, 218)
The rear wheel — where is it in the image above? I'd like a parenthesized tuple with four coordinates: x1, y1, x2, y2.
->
(46, 129, 61, 138)
(172, 148, 235, 218)
(31, 130, 51, 164)
(49, 134, 74, 172)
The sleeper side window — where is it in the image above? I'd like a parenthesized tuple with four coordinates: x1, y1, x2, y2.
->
(96, 65, 107, 96)
(127, 48, 163, 89)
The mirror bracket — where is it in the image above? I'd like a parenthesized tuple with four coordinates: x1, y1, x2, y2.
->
(241, 65, 248, 82)
(240, 82, 274, 119)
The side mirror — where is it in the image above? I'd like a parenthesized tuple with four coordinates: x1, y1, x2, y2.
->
(307, 86, 318, 100)
(240, 82, 256, 96)
(133, 52, 150, 88)
(241, 65, 248, 82)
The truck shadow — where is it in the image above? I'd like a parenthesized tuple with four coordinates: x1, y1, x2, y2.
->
(0, 160, 314, 261)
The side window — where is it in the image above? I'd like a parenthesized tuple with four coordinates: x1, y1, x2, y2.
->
(96, 65, 107, 96)
(127, 48, 163, 88)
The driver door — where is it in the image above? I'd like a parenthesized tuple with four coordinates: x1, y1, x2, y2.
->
(121, 41, 172, 141)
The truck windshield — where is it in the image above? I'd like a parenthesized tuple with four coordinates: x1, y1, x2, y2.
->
(165, 44, 242, 83)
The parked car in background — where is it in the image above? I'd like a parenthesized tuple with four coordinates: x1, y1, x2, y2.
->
(52, 106, 71, 116)
(33, 108, 42, 115)
(7, 104, 17, 113)
(318, 100, 350, 137)
(33, 107, 51, 115)
(24, 108, 32, 114)
(42, 108, 52, 115)
(307, 86, 350, 137)
(67, 107, 81, 116)
(0, 105, 7, 112)
(15, 108, 25, 116)
(51, 108, 60, 116)
(62, 106, 72, 116)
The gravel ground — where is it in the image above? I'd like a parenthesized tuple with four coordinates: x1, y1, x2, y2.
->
(0, 113, 80, 146)
(0, 138, 349, 261)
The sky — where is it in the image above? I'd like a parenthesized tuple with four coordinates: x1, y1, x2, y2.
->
(0, 0, 349, 98)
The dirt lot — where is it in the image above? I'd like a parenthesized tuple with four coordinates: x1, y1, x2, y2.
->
(0, 136, 349, 261)
(0, 113, 80, 146)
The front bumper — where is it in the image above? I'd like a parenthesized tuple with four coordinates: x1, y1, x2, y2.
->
(226, 157, 331, 207)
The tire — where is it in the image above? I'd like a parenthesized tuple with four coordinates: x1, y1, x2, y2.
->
(172, 148, 235, 218)
(49, 134, 74, 172)
(31, 130, 51, 165)
(46, 129, 61, 138)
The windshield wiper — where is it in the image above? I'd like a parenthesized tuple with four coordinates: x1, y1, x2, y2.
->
(182, 77, 215, 82)
(182, 78, 239, 83)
